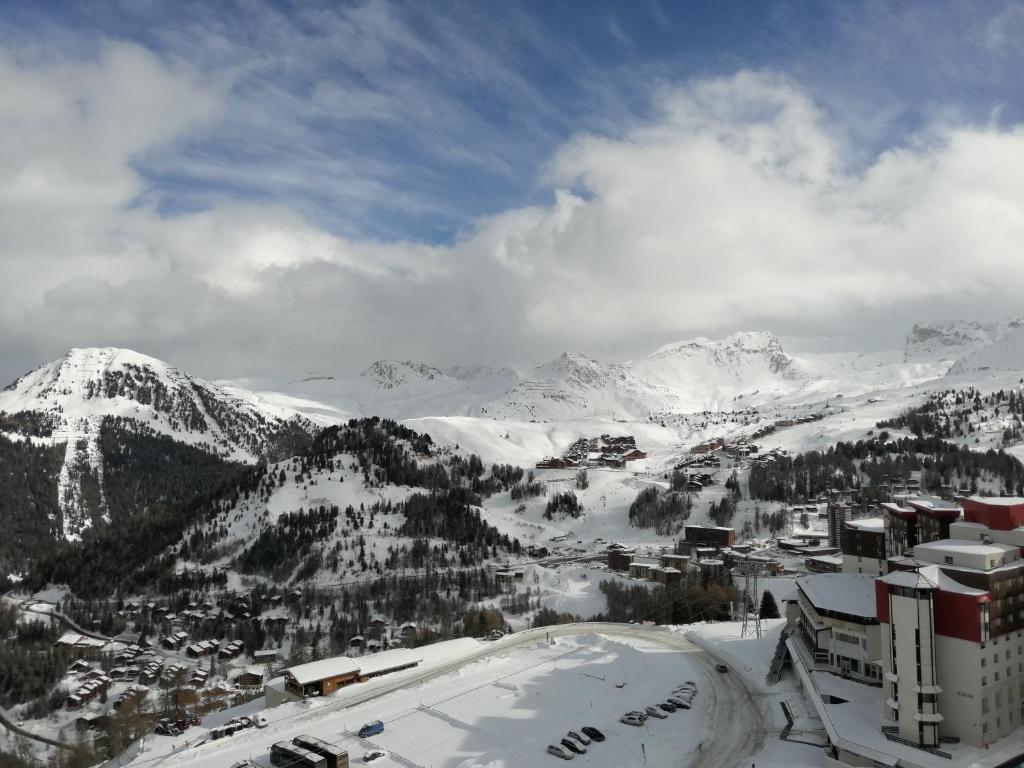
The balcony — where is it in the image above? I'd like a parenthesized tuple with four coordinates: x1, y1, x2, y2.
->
(885, 698, 899, 711)
(913, 712, 944, 723)
(914, 683, 943, 694)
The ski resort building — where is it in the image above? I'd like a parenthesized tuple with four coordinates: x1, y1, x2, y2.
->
(683, 525, 736, 550)
(794, 574, 883, 684)
(882, 497, 962, 558)
(840, 518, 886, 576)
(269, 649, 425, 706)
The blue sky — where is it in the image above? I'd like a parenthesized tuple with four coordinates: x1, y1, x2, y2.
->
(2, 1, 1024, 379)
(5, 0, 1022, 244)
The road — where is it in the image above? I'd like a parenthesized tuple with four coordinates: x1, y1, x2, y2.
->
(138, 622, 768, 768)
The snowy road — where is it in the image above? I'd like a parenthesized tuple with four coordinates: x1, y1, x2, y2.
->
(136, 622, 768, 768)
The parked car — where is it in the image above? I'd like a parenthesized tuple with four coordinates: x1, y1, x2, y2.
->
(547, 744, 574, 760)
(359, 720, 385, 738)
(487, 629, 504, 640)
(646, 706, 667, 719)
(620, 715, 643, 727)
(567, 730, 591, 745)
(716, 664, 728, 673)
(668, 697, 691, 709)
(364, 750, 387, 763)
(561, 738, 586, 755)
(581, 726, 605, 742)
(659, 702, 677, 713)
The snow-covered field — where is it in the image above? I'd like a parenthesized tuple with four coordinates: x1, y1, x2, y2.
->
(131, 627, 749, 768)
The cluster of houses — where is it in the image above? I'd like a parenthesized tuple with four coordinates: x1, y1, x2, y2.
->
(605, 524, 786, 587)
(536, 434, 647, 469)
(67, 669, 112, 709)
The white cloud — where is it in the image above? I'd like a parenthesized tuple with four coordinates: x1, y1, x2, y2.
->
(3, 56, 1024, 382)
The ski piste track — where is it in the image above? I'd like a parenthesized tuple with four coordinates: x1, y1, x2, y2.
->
(137, 622, 769, 768)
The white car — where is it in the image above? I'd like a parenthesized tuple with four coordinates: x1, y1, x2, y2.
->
(364, 751, 387, 763)
(547, 744, 574, 760)
(620, 715, 644, 727)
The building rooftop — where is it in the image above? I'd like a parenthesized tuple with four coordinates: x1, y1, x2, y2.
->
(797, 573, 877, 619)
(880, 565, 988, 596)
(356, 649, 423, 677)
(283, 656, 361, 686)
(959, 495, 1024, 506)
(914, 538, 1017, 557)
(846, 517, 884, 532)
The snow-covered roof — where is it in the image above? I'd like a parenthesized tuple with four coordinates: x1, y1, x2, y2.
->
(284, 657, 360, 685)
(846, 517, 883, 532)
(959, 495, 1024, 506)
(915, 538, 1016, 557)
(880, 566, 987, 596)
(796, 574, 877, 619)
(356, 649, 422, 676)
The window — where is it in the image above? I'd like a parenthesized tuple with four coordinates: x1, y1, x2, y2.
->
(945, 556, 954, 565)
(982, 658, 987, 668)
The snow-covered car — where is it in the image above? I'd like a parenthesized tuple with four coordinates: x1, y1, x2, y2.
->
(561, 737, 586, 755)
(668, 697, 691, 709)
(567, 730, 590, 745)
(646, 706, 667, 719)
(625, 710, 648, 721)
(547, 744, 574, 760)
(659, 702, 677, 713)
(620, 715, 643, 727)
(363, 750, 387, 763)
(581, 726, 605, 742)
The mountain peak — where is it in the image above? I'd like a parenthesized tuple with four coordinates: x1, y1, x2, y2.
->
(361, 360, 445, 389)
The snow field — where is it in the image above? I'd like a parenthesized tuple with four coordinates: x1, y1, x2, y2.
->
(145, 633, 711, 768)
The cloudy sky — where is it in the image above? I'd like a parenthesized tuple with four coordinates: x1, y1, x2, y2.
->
(2, 0, 1024, 383)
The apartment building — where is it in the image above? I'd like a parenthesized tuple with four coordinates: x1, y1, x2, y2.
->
(876, 539, 1024, 748)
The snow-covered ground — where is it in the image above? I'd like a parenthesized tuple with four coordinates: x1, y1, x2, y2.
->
(128, 624, 766, 768)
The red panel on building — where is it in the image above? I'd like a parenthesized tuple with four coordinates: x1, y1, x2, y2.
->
(933, 590, 987, 643)
(959, 497, 1024, 532)
(875, 581, 890, 624)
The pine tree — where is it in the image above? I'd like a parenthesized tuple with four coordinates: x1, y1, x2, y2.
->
(759, 590, 780, 619)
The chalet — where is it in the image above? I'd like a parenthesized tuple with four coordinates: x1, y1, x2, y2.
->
(622, 449, 647, 461)
(349, 635, 364, 648)
(218, 639, 245, 660)
(283, 657, 361, 698)
(231, 667, 265, 689)
(186, 640, 218, 658)
(162, 631, 188, 650)
(55, 632, 106, 659)
(253, 649, 278, 664)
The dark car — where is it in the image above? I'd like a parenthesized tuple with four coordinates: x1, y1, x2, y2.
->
(561, 738, 586, 755)
(716, 663, 728, 673)
(581, 726, 605, 742)
(660, 702, 677, 712)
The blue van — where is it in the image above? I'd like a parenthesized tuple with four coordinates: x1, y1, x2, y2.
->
(358, 720, 384, 738)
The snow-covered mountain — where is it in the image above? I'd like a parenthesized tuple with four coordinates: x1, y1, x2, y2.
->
(0, 347, 315, 542)
(948, 324, 1024, 375)
(230, 330, 961, 423)
(904, 320, 1022, 364)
